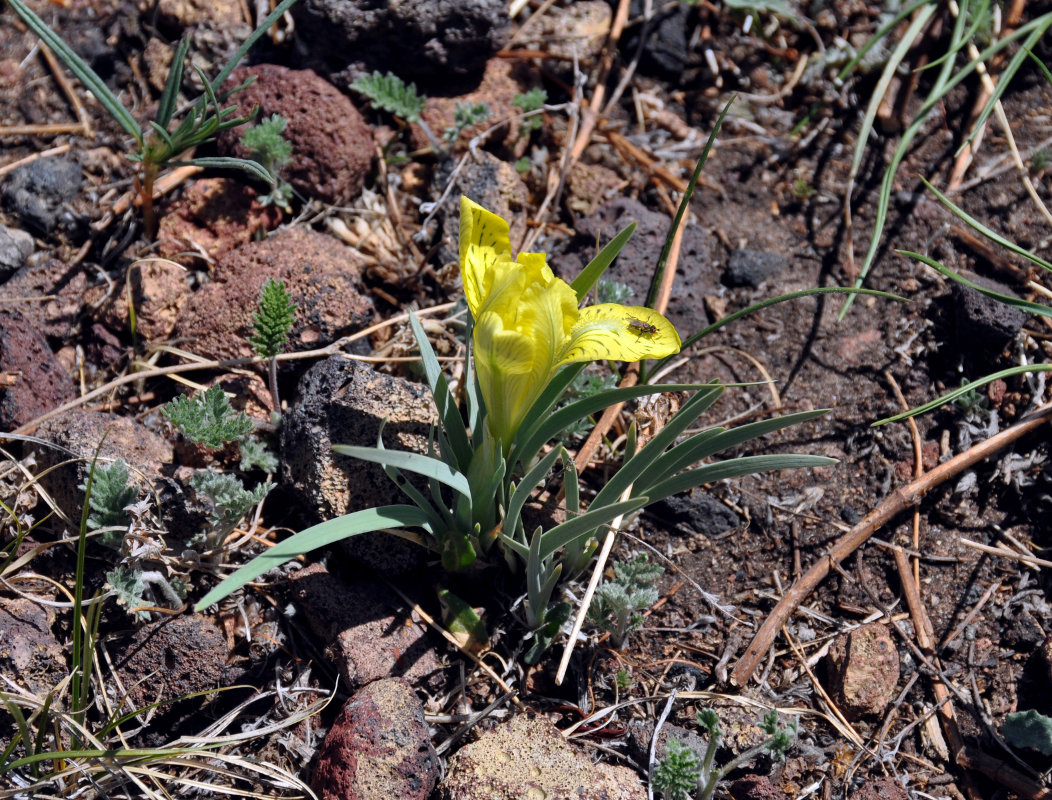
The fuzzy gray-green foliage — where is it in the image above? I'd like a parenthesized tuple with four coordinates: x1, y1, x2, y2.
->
(443, 101, 491, 144)
(164, 385, 254, 449)
(191, 470, 271, 533)
(588, 554, 664, 647)
(238, 437, 278, 474)
(80, 460, 138, 546)
(653, 738, 701, 800)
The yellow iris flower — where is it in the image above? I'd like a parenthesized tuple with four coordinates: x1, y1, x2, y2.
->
(460, 196, 681, 448)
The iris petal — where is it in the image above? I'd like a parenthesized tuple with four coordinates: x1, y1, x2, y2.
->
(560, 305, 681, 364)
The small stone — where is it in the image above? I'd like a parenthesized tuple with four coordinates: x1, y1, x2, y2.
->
(826, 622, 899, 720)
(953, 273, 1027, 345)
(288, 564, 441, 691)
(92, 258, 190, 344)
(0, 157, 83, 237)
(439, 713, 646, 800)
(722, 248, 789, 289)
(311, 678, 439, 800)
(294, 0, 508, 80)
(281, 358, 436, 574)
(0, 310, 75, 430)
(217, 65, 373, 205)
(731, 775, 787, 800)
(849, 777, 909, 800)
(0, 598, 67, 696)
(0, 225, 33, 278)
(518, 1, 611, 61)
(175, 228, 375, 362)
(651, 490, 740, 537)
(111, 615, 229, 710)
(621, 0, 690, 77)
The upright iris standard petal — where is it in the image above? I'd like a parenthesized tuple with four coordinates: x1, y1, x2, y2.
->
(458, 196, 681, 449)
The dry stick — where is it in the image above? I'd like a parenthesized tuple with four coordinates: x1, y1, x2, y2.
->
(892, 546, 983, 800)
(39, 41, 93, 138)
(0, 143, 72, 179)
(11, 301, 457, 436)
(569, 0, 631, 163)
(958, 746, 1052, 800)
(730, 402, 1052, 687)
(555, 211, 685, 685)
(884, 371, 923, 590)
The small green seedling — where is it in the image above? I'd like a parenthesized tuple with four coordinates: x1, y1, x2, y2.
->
(512, 87, 547, 135)
(6, 0, 300, 240)
(588, 554, 664, 648)
(351, 70, 444, 154)
(239, 114, 295, 211)
(249, 278, 297, 413)
(443, 101, 492, 145)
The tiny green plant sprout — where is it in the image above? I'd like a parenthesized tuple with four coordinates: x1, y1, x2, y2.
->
(6, 0, 300, 240)
(195, 197, 835, 662)
(249, 278, 298, 413)
(239, 115, 295, 212)
(653, 709, 798, 800)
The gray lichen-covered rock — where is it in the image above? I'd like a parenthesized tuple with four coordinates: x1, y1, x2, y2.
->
(294, 0, 508, 82)
(439, 714, 646, 800)
(217, 65, 373, 205)
(0, 225, 33, 279)
(311, 678, 440, 800)
(281, 358, 436, 573)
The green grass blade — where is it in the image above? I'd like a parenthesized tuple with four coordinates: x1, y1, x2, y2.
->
(156, 36, 191, 128)
(874, 364, 1052, 425)
(917, 179, 1052, 273)
(332, 444, 471, 497)
(642, 409, 830, 490)
(962, 13, 1052, 153)
(900, 250, 1051, 318)
(538, 496, 649, 560)
(6, 0, 142, 142)
(835, 0, 933, 82)
(194, 505, 432, 609)
(408, 313, 473, 469)
(505, 446, 565, 544)
(644, 454, 836, 504)
(211, 0, 300, 91)
(509, 383, 709, 471)
(570, 223, 636, 301)
(176, 157, 274, 183)
(645, 95, 734, 310)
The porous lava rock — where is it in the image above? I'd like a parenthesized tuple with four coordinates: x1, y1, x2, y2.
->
(29, 409, 174, 523)
(294, 0, 508, 82)
(289, 564, 442, 691)
(826, 622, 900, 720)
(157, 177, 277, 268)
(110, 615, 229, 710)
(311, 678, 439, 800)
(1, 258, 89, 341)
(217, 64, 372, 205)
(0, 598, 67, 696)
(280, 358, 434, 573)
(439, 713, 646, 800)
(0, 310, 75, 430)
(175, 227, 375, 362)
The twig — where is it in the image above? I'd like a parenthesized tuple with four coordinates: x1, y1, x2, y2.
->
(730, 402, 1052, 686)
(39, 41, 92, 138)
(12, 301, 457, 435)
(884, 370, 923, 590)
(0, 143, 72, 179)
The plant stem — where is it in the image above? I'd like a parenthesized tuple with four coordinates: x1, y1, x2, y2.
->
(268, 357, 280, 415)
(141, 160, 160, 240)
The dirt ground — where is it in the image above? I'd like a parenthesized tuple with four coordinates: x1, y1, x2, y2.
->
(1, 0, 1051, 798)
